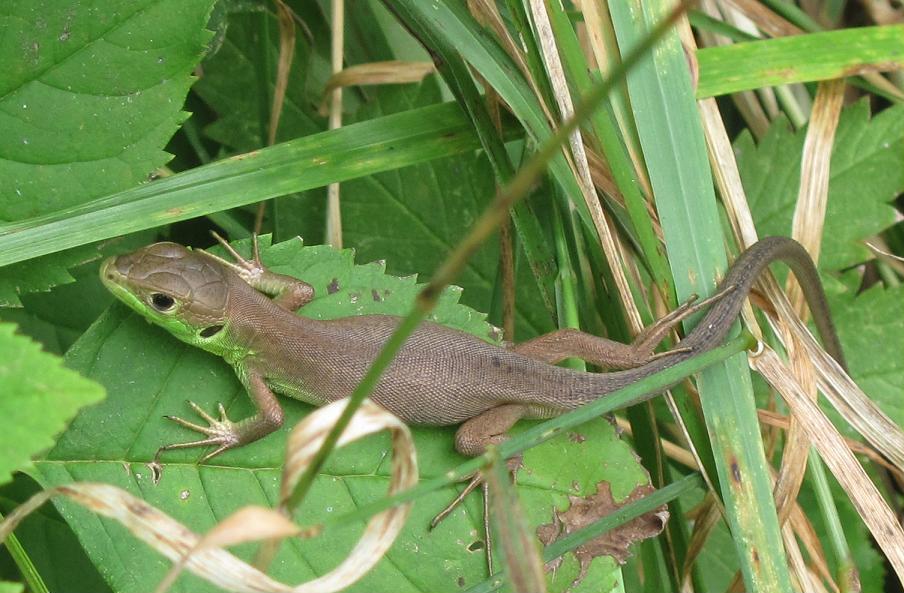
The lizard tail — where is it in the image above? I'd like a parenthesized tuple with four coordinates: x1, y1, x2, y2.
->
(564, 236, 847, 409)
(678, 236, 846, 371)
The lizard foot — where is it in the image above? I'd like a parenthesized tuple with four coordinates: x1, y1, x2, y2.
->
(156, 400, 242, 463)
(206, 231, 268, 285)
(429, 456, 522, 574)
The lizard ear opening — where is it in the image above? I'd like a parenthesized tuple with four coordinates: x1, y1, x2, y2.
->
(199, 325, 224, 338)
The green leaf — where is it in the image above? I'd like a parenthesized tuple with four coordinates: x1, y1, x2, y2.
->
(0, 0, 216, 302)
(0, 247, 97, 308)
(1, 232, 153, 351)
(0, 582, 23, 593)
(193, 3, 329, 151)
(0, 257, 111, 352)
(36, 238, 655, 592)
(827, 273, 904, 432)
(0, 322, 105, 486)
(279, 81, 555, 338)
(696, 25, 904, 97)
(0, 101, 495, 268)
(737, 101, 903, 270)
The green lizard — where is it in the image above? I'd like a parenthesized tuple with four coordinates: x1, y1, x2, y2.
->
(99, 234, 846, 468)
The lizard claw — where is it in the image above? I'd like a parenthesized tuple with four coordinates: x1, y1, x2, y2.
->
(207, 231, 268, 285)
(157, 401, 241, 462)
(429, 456, 521, 575)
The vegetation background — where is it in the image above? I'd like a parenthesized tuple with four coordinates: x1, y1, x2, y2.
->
(1, 1, 903, 592)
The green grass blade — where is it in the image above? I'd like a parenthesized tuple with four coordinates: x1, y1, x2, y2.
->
(0, 102, 495, 266)
(465, 474, 706, 593)
(697, 25, 904, 98)
(389, 1, 559, 318)
(389, 0, 594, 235)
(610, 1, 794, 591)
(546, 2, 676, 308)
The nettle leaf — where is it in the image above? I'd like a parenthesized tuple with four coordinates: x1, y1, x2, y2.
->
(0, 0, 215, 304)
(0, 247, 97, 308)
(336, 82, 555, 339)
(34, 238, 655, 593)
(0, 323, 104, 487)
(735, 101, 903, 271)
(193, 2, 331, 151)
(736, 102, 904, 435)
(824, 273, 904, 431)
(737, 103, 904, 433)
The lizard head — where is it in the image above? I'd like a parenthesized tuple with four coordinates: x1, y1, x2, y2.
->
(100, 242, 231, 352)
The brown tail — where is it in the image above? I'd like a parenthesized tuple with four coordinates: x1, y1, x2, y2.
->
(568, 236, 846, 407)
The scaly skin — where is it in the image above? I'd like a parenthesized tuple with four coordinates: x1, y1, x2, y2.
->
(100, 235, 846, 462)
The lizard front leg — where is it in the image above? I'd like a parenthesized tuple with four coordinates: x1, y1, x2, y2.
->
(204, 232, 315, 312)
(156, 369, 284, 463)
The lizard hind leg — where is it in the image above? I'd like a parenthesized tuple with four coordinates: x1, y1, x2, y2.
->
(431, 404, 527, 574)
(509, 286, 735, 369)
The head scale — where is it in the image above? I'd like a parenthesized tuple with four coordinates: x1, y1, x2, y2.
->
(100, 243, 230, 351)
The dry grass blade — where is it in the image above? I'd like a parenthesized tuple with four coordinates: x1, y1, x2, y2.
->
(758, 409, 904, 480)
(773, 78, 845, 526)
(467, 0, 559, 126)
(528, 0, 644, 336)
(862, 0, 904, 24)
(697, 97, 762, 327)
(485, 456, 547, 593)
(0, 398, 417, 593)
(584, 144, 624, 203)
(153, 507, 308, 593)
(781, 521, 820, 593)
(326, 0, 345, 248)
(579, 0, 653, 196)
(255, 0, 297, 234)
(269, 0, 296, 146)
(681, 494, 722, 588)
(318, 61, 436, 114)
(772, 295, 904, 472)
(789, 79, 844, 269)
(786, 503, 837, 592)
(720, 0, 804, 36)
(866, 236, 904, 275)
(698, 0, 771, 137)
(752, 349, 904, 583)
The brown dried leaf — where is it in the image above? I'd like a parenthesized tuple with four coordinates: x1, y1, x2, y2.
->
(318, 61, 435, 115)
(537, 482, 668, 588)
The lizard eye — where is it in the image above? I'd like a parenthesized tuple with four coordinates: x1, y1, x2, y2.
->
(150, 293, 176, 312)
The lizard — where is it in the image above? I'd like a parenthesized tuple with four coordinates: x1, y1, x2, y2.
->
(99, 234, 846, 490)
